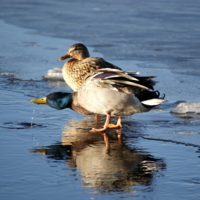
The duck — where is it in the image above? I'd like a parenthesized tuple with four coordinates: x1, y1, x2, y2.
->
(57, 43, 121, 91)
(30, 68, 166, 132)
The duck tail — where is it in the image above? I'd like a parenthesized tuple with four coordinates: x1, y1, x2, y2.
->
(140, 90, 166, 108)
(142, 98, 166, 107)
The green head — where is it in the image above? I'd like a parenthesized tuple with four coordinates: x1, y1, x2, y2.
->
(30, 92, 72, 110)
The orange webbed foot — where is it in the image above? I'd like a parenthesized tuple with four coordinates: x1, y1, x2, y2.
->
(108, 124, 122, 129)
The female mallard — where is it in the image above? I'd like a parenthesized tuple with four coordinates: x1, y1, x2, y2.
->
(58, 43, 121, 91)
(30, 69, 166, 132)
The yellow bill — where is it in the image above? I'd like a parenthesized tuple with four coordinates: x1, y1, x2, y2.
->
(30, 97, 47, 104)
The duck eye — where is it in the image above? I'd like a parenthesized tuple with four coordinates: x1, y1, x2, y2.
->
(52, 96, 57, 100)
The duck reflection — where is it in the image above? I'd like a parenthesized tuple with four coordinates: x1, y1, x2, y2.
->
(30, 117, 166, 193)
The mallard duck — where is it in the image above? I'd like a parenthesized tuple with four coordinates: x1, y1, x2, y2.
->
(30, 69, 166, 132)
(57, 43, 121, 91)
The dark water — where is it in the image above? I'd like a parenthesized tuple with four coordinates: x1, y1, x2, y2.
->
(0, 1, 200, 199)
(1, 82, 200, 199)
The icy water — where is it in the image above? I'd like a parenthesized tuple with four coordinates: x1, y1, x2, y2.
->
(0, 20, 200, 200)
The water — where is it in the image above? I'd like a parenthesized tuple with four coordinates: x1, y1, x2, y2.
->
(0, 19, 200, 200)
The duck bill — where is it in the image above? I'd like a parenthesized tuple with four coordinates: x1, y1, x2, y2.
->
(30, 97, 47, 104)
(57, 54, 71, 61)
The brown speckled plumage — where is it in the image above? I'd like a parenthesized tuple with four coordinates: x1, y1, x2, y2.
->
(58, 43, 121, 91)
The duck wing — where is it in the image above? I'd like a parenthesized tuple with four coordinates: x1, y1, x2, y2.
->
(85, 68, 164, 103)
(86, 68, 155, 90)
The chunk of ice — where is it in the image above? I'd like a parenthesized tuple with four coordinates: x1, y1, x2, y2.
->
(0, 72, 15, 76)
(171, 102, 200, 114)
(43, 67, 64, 81)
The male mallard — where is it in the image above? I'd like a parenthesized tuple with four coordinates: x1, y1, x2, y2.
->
(58, 43, 121, 91)
(30, 69, 166, 132)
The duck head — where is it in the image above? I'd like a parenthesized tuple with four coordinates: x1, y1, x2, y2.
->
(57, 43, 90, 61)
(30, 92, 72, 110)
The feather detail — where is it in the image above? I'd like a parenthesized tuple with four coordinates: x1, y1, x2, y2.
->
(141, 98, 166, 106)
(86, 68, 156, 92)
(103, 79, 150, 90)
(92, 68, 139, 81)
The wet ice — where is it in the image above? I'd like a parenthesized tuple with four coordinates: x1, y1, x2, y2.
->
(172, 102, 200, 114)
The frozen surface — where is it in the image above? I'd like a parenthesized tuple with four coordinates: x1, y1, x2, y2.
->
(172, 102, 200, 114)
(0, 19, 200, 200)
(43, 67, 63, 81)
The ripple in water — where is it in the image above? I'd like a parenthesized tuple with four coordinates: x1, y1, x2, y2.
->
(1, 122, 47, 129)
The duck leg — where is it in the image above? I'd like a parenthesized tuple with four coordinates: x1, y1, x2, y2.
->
(91, 115, 122, 132)
(91, 114, 111, 132)
(108, 116, 122, 129)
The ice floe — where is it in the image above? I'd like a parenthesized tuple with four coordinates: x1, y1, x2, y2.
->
(0, 72, 15, 76)
(43, 67, 64, 81)
(171, 102, 200, 114)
